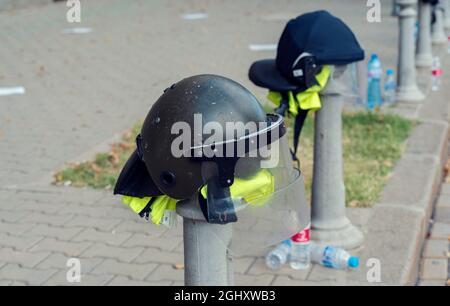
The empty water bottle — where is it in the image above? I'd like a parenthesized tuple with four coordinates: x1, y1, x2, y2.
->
(310, 243, 360, 270)
(289, 224, 311, 270)
(265, 240, 291, 270)
(432, 57, 443, 92)
(447, 36, 450, 54)
(367, 54, 383, 111)
(414, 21, 419, 44)
(384, 69, 396, 104)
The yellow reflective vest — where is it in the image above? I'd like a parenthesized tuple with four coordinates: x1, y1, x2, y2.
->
(122, 169, 275, 225)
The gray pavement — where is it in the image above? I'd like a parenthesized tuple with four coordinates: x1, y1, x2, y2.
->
(0, 0, 447, 285)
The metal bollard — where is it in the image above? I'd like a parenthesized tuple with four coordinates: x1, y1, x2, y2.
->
(432, 4, 447, 44)
(443, 0, 450, 29)
(310, 73, 364, 250)
(177, 197, 233, 286)
(416, 0, 434, 67)
(396, 0, 425, 102)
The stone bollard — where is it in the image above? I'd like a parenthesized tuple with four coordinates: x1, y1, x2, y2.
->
(396, 0, 425, 102)
(177, 197, 233, 286)
(416, 0, 434, 67)
(310, 67, 364, 250)
(443, 0, 450, 29)
(432, 4, 447, 44)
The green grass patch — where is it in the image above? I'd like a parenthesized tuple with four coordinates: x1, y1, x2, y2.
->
(54, 112, 413, 207)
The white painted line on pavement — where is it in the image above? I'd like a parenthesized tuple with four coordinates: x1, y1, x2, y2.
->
(0, 86, 26, 97)
(181, 13, 208, 20)
(62, 27, 93, 34)
(248, 44, 277, 51)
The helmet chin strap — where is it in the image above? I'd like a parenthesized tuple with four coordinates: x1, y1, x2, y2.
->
(200, 157, 239, 225)
(202, 177, 238, 225)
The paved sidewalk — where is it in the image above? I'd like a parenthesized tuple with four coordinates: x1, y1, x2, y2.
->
(0, 0, 444, 285)
(417, 155, 450, 286)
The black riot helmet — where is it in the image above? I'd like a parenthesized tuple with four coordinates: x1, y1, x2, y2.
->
(115, 74, 309, 229)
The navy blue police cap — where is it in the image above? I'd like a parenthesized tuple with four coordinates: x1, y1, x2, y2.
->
(249, 10, 365, 92)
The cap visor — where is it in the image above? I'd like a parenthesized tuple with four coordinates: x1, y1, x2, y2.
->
(114, 150, 163, 198)
(249, 59, 301, 92)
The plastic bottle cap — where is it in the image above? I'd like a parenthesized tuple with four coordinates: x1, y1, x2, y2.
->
(387, 69, 394, 76)
(370, 54, 379, 61)
(348, 257, 360, 268)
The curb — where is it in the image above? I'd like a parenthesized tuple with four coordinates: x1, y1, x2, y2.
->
(353, 76, 450, 285)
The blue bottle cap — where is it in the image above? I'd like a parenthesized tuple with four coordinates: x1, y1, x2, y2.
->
(387, 69, 394, 76)
(348, 256, 360, 268)
(370, 53, 379, 61)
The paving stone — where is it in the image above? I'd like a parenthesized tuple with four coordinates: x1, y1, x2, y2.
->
(420, 259, 448, 280)
(107, 276, 172, 286)
(234, 274, 275, 286)
(232, 257, 256, 274)
(90, 259, 157, 280)
(26, 224, 84, 240)
(0, 222, 34, 235)
(436, 193, 450, 208)
(440, 183, 450, 196)
(307, 264, 351, 283)
(81, 243, 144, 263)
(71, 228, 132, 246)
(423, 239, 449, 259)
(0, 210, 31, 222)
(65, 215, 123, 231)
(246, 258, 311, 281)
(434, 207, 450, 223)
(0, 248, 50, 268)
(37, 253, 104, 274)
(16, 202, 62, 214)
(121, 232, 182, 251)
(0, 233, 43, 251)
(133, 247, 183, 265)
(146, 264, 184, 282)
(0, 264, 57, 285)
(430, 222, 450, 240)
(272, 275, 339, 286)
(44, 271, 114, 286)
(29, 238, 92, 257)
(18, 212, 74, 226)
(115, 220, 162, 234)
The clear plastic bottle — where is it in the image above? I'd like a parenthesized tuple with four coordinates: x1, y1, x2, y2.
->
(265, 240, 291, 270)
(384, 69, 396, 104)
(367, 54, 383, 111)
(414, 21, 419, 45)
(310, 243, 359, 270)
(289, 224, 311, 270)
(447, 35, 450, 54)
(432, 57, 442, 92)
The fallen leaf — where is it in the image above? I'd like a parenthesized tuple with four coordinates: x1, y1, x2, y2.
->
(108, 152, 120, 165)
(173, 263, 184, 270)
(348, 200, 360, 208)
(91, 163, 102, 174)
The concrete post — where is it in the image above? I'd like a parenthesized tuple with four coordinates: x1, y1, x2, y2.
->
(443, 0, 450, 29)
(177, 197, 233, 286)
(416, 0, 433, 67)
(392, 0, 399, 16)
(396, 0, 425, 102)
(310, 72, 364, 250)
(432, 4, 447, 44)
